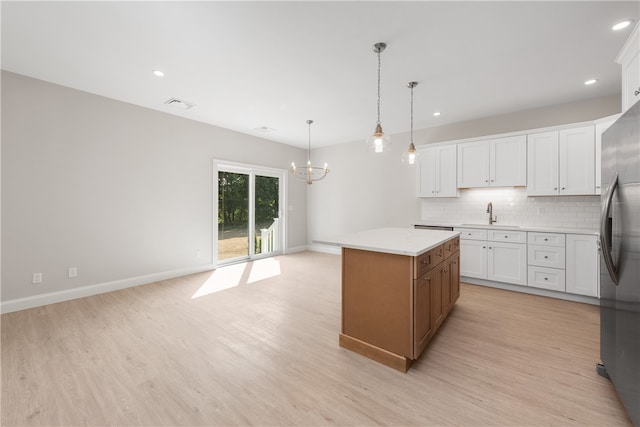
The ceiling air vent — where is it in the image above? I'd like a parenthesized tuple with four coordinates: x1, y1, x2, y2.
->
(164, 97, 195, 110)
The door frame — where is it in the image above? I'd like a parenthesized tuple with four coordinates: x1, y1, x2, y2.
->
(213, 159, 287, 266)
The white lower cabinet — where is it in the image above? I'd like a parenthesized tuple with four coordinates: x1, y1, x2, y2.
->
(459, 239, 488, 278)
(527, 232, 565, 292)
(566, 234, 599, 297)
(457, 228, 526, 285)
(488, 241, 527, 285)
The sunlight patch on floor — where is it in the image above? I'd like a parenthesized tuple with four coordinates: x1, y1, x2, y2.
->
(191, 263, 246, 299)
(248, 258, 281, 284)
(191, 258, 282, 299)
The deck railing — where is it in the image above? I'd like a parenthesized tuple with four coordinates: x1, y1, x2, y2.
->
(260, 218, 279, 253)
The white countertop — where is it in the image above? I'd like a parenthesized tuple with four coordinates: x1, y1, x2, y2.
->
(314, 227, 460, 257)
(414, 221, 599, 236)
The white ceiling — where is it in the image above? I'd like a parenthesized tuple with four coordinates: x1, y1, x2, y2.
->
(2, 1, 639, 148)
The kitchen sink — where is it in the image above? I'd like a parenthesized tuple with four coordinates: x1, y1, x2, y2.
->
(460, 224, 520, 230)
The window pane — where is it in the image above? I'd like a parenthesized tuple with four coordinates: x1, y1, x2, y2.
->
(254, 175, 279, 255)
(218, 171, 249, 261)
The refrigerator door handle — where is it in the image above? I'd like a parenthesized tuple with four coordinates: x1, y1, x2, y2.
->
(600, 173, 619, 285)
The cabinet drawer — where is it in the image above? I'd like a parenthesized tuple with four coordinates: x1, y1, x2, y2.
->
(415, 244, 443, 277)
(488, 230, 527, 243)
(528, 266, 566, 292)
(443, 237, 460, 258)
(528, 245, 565, 268)
(455, 228, 487, 241)
(528, 232, 565, 247)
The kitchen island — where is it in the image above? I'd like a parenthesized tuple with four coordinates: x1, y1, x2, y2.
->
(319, 227, 461, 372)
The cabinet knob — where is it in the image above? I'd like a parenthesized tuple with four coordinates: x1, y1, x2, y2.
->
(504, 235, 508, 238)
(635, 88, 640, 96)
(489, 246, 493, 249)
(544, 277, 548, 281)
(562, 187, 566, 190)
(544, 238, 548, 241)
(544, 255, 549, 259)
(424, 277, 431, 281)
(491, 179, 494, 182)
(554, 187, 558, 190)
(483, 246, 486, 249)
(485, 180, 489, 183)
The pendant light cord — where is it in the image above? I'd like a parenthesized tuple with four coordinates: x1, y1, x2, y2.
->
(376, 49, 381, 125)
(410, 84, 414, 145)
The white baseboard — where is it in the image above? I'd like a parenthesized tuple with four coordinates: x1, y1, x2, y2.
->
(307, 244, 341, 255)
(1, 264, 216, 314)
(284, 245, 308, 254)
(462, 276, 599, 305)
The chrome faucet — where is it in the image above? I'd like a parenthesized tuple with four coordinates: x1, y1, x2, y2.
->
(486, 202, 498, 225)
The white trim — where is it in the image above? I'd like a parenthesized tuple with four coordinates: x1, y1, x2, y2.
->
(213, 159, 287, 267)
(461, 276, 599, 305)
(0, 264, 216, 314)
(307, 243, 341, 255)
(284, 245, 308, 254)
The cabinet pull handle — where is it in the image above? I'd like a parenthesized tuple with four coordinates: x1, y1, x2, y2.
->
(635, 88, 640, 96)
(424, 277, 431, 281)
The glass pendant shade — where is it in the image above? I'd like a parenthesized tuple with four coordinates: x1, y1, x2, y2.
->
(366, 123, 391, 153)
(402, 142, 420, 165)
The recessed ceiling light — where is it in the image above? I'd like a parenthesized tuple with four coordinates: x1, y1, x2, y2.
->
(433, 111, 441, 117)
(152, 69, 165, 77)
(253, 126, 277, 133)
(584, 79, 598, 86)
(612, 20, 632, 31)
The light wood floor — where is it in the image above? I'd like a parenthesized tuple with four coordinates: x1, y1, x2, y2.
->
(1, 251, 631, 426)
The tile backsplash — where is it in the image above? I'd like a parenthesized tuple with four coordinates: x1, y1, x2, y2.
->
(421, 187, 600, 230)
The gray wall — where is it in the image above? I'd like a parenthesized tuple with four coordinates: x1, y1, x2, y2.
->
(308, 94, 621, 246)
(1, 71, 308, 302)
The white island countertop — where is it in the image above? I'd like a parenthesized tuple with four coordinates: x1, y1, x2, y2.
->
(314, 227, 460, 257)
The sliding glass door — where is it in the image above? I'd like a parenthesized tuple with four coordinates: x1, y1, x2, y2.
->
(215, 162, 284, 265)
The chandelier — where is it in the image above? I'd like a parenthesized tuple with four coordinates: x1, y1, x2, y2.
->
(290, 120, 329, 185)
(402, 81, 420, 165)
(366, 42, 391, 153)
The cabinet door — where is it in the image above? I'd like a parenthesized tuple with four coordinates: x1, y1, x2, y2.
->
(440, 260, 453, 316)
(457, 140, 489, 188)
(527, 131, 559, 196)
(417, 147, 438, 197)
(436, 145, 459, 197)
(488, 242, 527, 285)
(490, 135, 527, 187)
(619, 24, 640, 113)
(450, 251, 460, 304)
(595, 118, 618, 195)
(431, 263, 445, 331)
(559, 126, 595, 195)
(566, 234, 599, 297)
(459, 239, 487, 279)
(413, 270, 434, 359)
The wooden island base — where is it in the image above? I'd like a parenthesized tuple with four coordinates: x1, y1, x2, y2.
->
(340, 234, 460, 372)
(339, 333, 414, 372)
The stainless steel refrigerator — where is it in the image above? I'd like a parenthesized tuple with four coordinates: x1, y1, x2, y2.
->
(598, 100, 640, 426)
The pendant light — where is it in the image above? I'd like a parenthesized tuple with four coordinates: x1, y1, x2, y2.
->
(366, 42, 391, 153)
(290, 120, 329, 185)
(402, 81, 420, 165)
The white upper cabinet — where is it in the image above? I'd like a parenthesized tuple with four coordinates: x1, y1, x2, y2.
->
(457, 135, 526, 188)
(594, 115, 620, 195)
(616, 22, 640, 113)
(417, 145, 459, 198)
(559, 126, 595, 195)
(527, 131, 559, 196)
(527, 126, 595, 196)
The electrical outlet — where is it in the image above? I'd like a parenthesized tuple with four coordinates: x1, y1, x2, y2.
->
(68, 267, 78, 278)
(32, 273, 43, 284)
